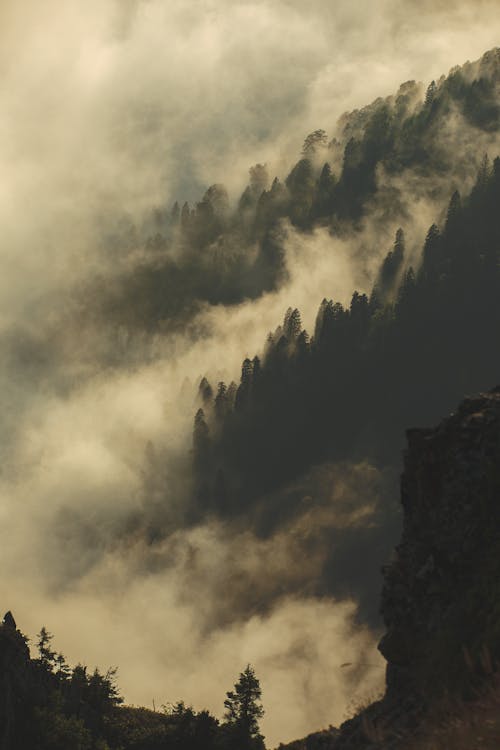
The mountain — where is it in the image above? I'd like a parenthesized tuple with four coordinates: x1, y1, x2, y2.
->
(185, 116, 500, 627)
(87, 48, 500, 339)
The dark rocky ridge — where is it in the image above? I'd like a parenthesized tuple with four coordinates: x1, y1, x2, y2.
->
(380, 387, 500, 704)
(280, 388, 500, 749)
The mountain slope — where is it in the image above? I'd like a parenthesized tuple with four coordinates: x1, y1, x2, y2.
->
(181, 150, 500, 627)
(87, 49, 500, 338)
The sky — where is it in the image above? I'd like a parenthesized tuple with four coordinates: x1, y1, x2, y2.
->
(1, 0, 500, 745)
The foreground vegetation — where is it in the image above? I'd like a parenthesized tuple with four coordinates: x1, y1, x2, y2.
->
(0, 621, 265, 750)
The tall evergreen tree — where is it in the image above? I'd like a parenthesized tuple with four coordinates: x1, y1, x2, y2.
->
(224, 665, 265, 750)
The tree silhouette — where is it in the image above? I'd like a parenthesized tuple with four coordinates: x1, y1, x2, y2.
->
(37, 627, 56, 671)
(224, 665, 265, 749)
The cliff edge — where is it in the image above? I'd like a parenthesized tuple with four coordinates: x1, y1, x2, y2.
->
(280, 388, 500, 749)
(380, 388, 500, 705)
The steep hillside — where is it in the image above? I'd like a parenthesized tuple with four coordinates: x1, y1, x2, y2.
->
(89, 48, 500, 336)
(91, 48, 500, 645)
(185, 147, 500, 626)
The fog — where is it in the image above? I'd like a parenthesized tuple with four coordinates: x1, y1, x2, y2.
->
(1, 0, 500, 745)
(0, 224, 388, 745)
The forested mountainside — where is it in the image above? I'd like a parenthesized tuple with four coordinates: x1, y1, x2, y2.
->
(187, 150, 500, 625)
(87, 48, 500, 337)
(88, 46, 500, 641)
(193, 156, 500, 518)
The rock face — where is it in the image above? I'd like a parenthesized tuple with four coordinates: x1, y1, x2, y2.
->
(380, 388, 500, 705)
(280, 388, 500, 749)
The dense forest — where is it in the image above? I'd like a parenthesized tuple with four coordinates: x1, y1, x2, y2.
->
(0, 617, 265, 750)
(188, 153, 500, 624)
(90, 49, 500, 337)
(193, 154, 500, 504)
(76, 46, 500, 646)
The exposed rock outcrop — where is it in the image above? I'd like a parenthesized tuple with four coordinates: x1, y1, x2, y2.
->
(279, 388, 500, 749)
(380, 388, 500, 706)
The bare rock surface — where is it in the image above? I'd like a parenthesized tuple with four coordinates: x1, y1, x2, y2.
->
(279, 388, 500, 749)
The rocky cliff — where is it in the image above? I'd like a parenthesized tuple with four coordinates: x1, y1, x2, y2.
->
(380, 388, 500, 704)
(280, 388, 500, 749)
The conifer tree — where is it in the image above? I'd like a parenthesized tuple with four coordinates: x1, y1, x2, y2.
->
(37, 627, 56, 671)
(224, 665, 265, 750)
(193, 408, 211, 471)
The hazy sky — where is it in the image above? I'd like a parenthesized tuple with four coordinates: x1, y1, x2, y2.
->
(1, 1, 500, 746)
(1, 0, 499, 315)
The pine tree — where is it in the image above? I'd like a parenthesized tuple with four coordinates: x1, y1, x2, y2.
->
(314, 162, 336, 217)
(284, 308, 302, 341)
(302, 129, 328, 156)
(37, 627, 56, 671)
(378, 228, 405, 301)
(223, 665, 265, 749)
(215, 382, 230, 422)
(235, 359, 254, 411)
(193, 408, 211, 471)
(445, 190, 462, 233)
(420, 224, 442, 283)
(181, 201, 191, 232)
(425, 80, 437, 107)
(199, 377, 214, 404)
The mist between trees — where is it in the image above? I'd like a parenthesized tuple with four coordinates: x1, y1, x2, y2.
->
(190, 152, 500, 625)
(77, 48, 500, 348)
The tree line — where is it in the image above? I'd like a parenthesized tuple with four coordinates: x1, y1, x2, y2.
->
(0, 617, 265, 750)
(94, 50, 500, 334)
(192, 154, 500, 526)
